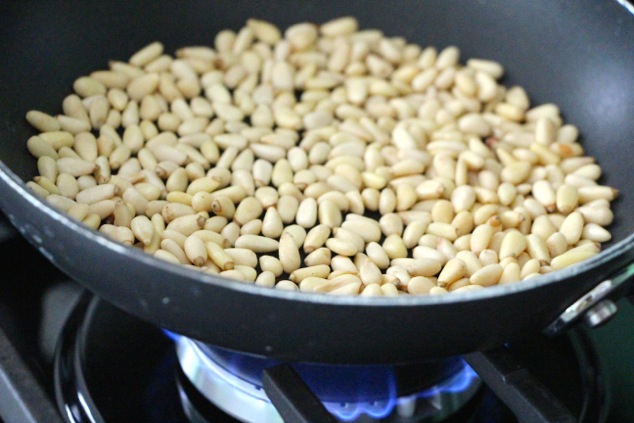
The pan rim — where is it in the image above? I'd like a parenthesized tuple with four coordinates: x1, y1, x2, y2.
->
(1, 161, 632, 307)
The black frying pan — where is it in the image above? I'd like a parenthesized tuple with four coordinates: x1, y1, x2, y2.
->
(0, 0, 633, 365)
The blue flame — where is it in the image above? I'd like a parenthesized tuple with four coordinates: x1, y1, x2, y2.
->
(165, 336, 480, 422)
(417, 361, 478, 398)
(323, 371, 397, 421)
(162, 329, 180, 342)
(325, 398, 397, 421)
(326, 361, 478, 421)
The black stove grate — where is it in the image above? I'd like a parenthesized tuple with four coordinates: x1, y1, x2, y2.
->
(48, 294, 604, 423)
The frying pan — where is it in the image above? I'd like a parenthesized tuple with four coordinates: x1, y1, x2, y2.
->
(0, 0, 633, 365)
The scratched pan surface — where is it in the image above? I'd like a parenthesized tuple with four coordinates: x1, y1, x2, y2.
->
(0, 0, 633, 364)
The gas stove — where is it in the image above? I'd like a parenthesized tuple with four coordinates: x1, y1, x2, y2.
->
(1, 216, 633, 423)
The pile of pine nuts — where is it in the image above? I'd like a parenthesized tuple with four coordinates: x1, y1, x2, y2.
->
(25, 17, 617, 297)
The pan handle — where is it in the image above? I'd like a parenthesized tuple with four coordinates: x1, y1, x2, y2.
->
(544, 262, 634, 336)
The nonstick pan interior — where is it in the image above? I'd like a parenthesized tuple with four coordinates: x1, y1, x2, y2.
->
(1, 0, 632, 242)
(0, 1, 633, 364)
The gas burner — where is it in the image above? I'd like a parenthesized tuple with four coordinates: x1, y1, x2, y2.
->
(51, 294, 607, 423)
(174, 335, 480, 422)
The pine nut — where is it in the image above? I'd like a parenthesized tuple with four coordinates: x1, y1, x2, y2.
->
(404, 258, 443, 277)
(46, 194, 76, 211)
(234, 234, 279, 253)
(406, 276, 435, 295)
(190, 230, 228, 248)
(130, 42, 164, 67)
(532, 180, 556, 212)
(467, 58, 504, 79)
(559, 212, 584, 245)
(26, 110, 61, 132)
(202, 241, 233, 270)
(456, 250, 482, 276)
(57, 157, 96, 177)
(165, 214, 205, 236)
(451, 185, 476, 212)
(252, 270, 275, 287)
(360, 283, 383, 297)
(282, 225, 307, 248)
(183, 233, 207, 266)
(74, 76, 106, 98)
(23, 19, 616, 297)
(359, 256, 383, 285)
(321, 17, 358, 37)
(76, 183, 117, 204)
(304, 247, 331, 267)
(326, 238, 358, 256)
(577, 186, 618, 203)
(27, 136, 59, 159)
(437, 258, 466, 287)
(380, 283, 400, 297)
(341, 217, 381, 243)
(154, 249, 181, 265)
(526, 234, 551, 264)
(290, 264, 330, 283)
(581, 223, 611, 243)
(427, 222, 458, 241)
(470, 264, 503, 286)
(413, 245, 447, 265)
(431, 200, 454, 224)
(401, 220, 428, 249)
(550, 249, 597, 270)
(382, 234, 407, 259)
(470, 223, 494, 254)
(322, 278, 364, 296)
(499, 230, 527, 259)
(233, 197, 263, 225)
(239, 219, 262, 235)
